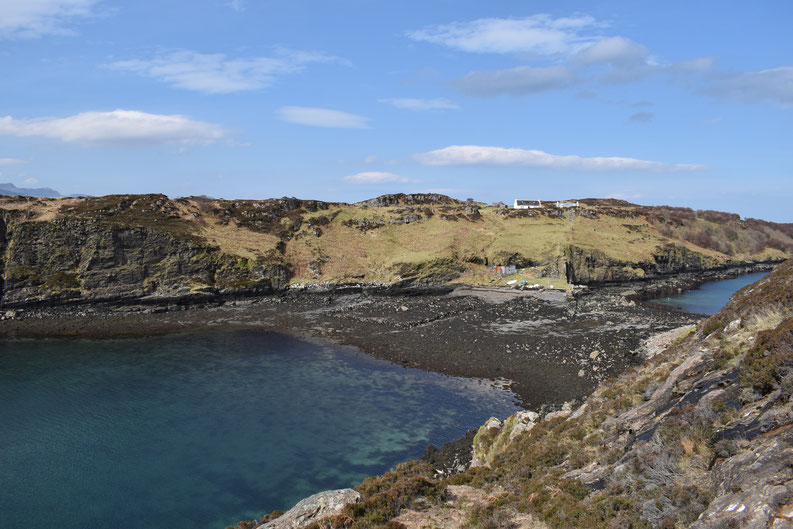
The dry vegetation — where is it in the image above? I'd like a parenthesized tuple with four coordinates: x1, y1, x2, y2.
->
(1, 194, 790, 288)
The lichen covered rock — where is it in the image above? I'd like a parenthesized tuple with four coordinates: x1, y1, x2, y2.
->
(257, 489, 361, 529)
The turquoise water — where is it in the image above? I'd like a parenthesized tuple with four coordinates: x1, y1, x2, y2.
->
(651, 271, 769, 315)
(0, 330, 520, 529)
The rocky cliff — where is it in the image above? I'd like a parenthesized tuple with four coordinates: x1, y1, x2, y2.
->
(0, 193, 789, 308)
(247, 259, 792, 529)
(0, 195, 290, 307)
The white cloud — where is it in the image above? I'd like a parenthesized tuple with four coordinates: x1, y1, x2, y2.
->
(607, 191, 645, 201)
(344, 171, 414, 184)
(573, 37, 650, 67)
(23, 177, 39, 185)
(407, 15, 599, 56)
(673, 56, 718, 73)
(456, 66, 577, 96)
(379, 98, 460, 111)
(0, 0, 101, 39)
(108, 49, 345, 94)
(415, 145, 704, 172)
(0, 157, 26, 166)
(227, 0, 244, 12)
(364, 155, 377, 163)
(277, 106, 371, 129)
(705, 66, 793, 107)
(0, 109, 228, 146)
(408, 14, 781, 106)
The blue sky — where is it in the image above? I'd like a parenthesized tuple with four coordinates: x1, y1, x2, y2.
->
(0, 1, 791, 221)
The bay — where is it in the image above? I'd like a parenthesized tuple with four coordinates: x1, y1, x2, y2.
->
(0, 330, 520, 529)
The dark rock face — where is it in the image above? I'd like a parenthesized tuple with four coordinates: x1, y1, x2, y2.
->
(0, 216, 288, 308)
(341, 218, 386, 231)
(423, 429, 477, 476)
(563, 244, 777, 285)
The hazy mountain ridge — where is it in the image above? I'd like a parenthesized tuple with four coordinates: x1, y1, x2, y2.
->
(0, 182, 63, 198)
(0, 193, 789, 308)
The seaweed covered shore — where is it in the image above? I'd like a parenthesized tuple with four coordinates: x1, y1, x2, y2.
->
(1, 278, 703, 409)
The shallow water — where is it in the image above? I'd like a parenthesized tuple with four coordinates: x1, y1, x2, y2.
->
(650, 271, 769, 315)
(0, 330, 520, 529)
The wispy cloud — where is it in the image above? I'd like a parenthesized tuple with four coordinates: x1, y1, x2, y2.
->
(673, 56, 718, 73)
(408, 15, 777, 105)
(0, 109, 228, 146)
(415, 145, 704, 172)
(0, 0, 102, 39)
(705, 65, 793, 107)
(277, 106, 371, 129)
(607, 191, 646, 201)
(407, 15, 599, 56)
(344, 171, 415, 184)
(379, 98, 459, 111)
(456, 65, 577, 96)
(108, 49, 346, 94)
(227, 0, 244, 12)
(23, 177, 39, 185)
(572, 37, 650, 67)
(629, 111, 653, 123)
(0, 157, 26, 166)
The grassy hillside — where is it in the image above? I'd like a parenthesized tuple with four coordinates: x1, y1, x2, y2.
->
(0, 194, 790, 300)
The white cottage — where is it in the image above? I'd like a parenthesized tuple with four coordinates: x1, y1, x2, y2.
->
(513, 199, 542, 209)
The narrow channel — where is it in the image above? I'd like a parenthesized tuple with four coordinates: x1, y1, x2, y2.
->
(649, 271, 769, 315)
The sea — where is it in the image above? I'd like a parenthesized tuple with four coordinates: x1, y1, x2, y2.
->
(0, 330, 519, 529)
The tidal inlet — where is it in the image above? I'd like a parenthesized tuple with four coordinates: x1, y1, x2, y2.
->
(1, 2, 792, 529)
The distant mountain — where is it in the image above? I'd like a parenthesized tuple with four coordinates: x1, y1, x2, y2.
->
(0, 182, 62, 198)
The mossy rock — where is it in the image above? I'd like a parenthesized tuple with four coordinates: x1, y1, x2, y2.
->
(43, 271, 80, 290)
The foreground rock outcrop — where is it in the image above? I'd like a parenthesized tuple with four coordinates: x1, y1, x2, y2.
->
(256, 489, 361, 529)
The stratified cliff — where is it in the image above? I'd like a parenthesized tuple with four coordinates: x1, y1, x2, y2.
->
(0, 193, 790, 308)
(0, 196, 290, 307)
(262, 260, 792, 529)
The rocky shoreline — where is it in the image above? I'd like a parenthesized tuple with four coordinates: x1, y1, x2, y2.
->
(616, 261, 778, 301)
(0, 267, 734, 408)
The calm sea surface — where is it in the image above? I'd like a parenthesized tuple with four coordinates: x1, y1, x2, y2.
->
(650, 271, 769, 315)
(0, 330, 520, 529)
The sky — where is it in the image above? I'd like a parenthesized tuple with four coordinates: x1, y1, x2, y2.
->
(0, 1, 791, 221)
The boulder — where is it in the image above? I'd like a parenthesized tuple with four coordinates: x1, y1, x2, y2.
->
(257, 489, 361, 529)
